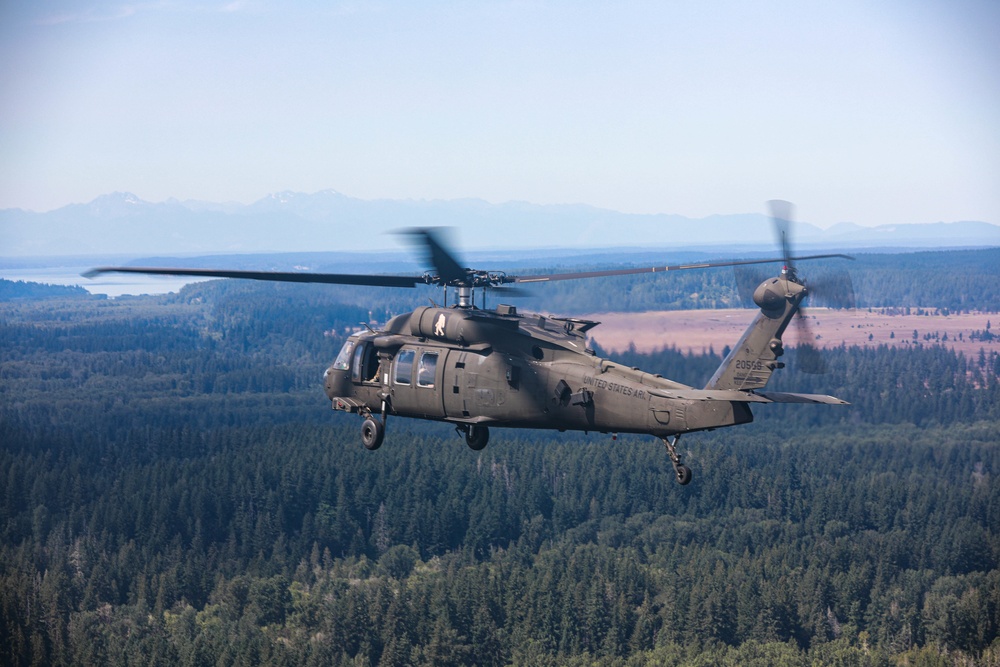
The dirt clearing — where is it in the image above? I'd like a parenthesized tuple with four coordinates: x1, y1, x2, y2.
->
(582, 308, 998, 357)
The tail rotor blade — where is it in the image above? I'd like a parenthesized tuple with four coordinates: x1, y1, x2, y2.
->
(809, 269, 856, 310)
(768, 199, 796, 271)
(796, 342, 828, 374)
(733, 265, 767, 308)
(794, 309, 828, 374)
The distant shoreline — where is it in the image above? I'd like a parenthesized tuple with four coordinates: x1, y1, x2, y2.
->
(0, 267, 208, 298)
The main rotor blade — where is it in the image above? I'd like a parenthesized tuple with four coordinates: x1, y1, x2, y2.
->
(511, 253, 853, 284)
(486, 285, 534, 298)
(399, 227, 469, 285)
(82, 266, 423, 288)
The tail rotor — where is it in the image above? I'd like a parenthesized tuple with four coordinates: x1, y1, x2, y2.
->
(731, 200, 856, 374)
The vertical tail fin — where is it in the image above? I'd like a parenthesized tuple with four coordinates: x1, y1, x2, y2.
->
(706, 275, 805, 391)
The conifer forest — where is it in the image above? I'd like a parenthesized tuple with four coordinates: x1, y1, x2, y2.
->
(1, 248, 999, 666)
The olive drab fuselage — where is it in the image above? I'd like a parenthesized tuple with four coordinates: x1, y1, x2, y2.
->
(324, 304, 753, 438)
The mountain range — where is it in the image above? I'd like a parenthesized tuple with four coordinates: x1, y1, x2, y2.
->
(2, 190, 998, 257)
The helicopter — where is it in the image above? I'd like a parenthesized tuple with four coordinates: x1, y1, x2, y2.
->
(86, 200, 853, 485)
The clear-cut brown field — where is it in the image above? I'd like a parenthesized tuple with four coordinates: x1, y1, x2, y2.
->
(583, 307, 998, 356)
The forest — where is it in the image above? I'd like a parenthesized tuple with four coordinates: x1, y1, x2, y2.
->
(0, 246, 998, 666)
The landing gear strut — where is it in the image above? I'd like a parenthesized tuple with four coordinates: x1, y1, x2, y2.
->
(457, 424, 490, 450)
(662, 435, 692, 485)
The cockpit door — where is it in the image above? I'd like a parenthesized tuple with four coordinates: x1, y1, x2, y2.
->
(350, 341, 380, 385)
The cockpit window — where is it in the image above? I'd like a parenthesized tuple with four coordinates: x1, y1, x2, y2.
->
(333, 340, 354, 371)
(351, 344, 365, 382)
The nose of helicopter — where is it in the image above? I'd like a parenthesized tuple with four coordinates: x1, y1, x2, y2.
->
(323, 365, 351, 401)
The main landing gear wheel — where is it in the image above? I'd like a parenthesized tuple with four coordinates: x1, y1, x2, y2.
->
(464, 425, 490, 451)
(361, 417, 384, 450)
(662, 436, 692, 485)
(675, 464, 692, 486)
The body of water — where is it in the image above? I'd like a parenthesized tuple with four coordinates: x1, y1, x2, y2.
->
(0, 266, 209, 298)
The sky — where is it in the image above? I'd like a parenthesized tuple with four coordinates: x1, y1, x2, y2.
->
(1, 0, 998, 228)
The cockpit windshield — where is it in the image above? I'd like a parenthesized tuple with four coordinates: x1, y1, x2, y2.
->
(332, 340, 355, 371)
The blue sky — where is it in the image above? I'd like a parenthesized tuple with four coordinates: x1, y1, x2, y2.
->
(1, 1, 997, 227)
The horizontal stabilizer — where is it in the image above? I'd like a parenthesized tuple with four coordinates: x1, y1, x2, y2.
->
(754, 391, 849, 405)
(648, 388, 848, 405)
(649, 388, 774, 403)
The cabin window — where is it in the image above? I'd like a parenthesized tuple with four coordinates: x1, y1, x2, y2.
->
(394, 349, 415, 385)
(418, 352, 438, 387)
(506, 363, 521, 388)
(333, 340, 354, 371)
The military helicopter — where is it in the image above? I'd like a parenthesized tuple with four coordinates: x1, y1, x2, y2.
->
(86, 201, 853, 485)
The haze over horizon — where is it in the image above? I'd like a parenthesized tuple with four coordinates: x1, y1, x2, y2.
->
(6, 188, 1000, 231)
(2, 1, 998, 228)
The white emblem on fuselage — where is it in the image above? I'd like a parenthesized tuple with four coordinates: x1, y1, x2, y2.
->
(434, 313, 446, 337)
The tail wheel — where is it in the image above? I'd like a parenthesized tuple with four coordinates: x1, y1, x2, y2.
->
(662, 436, 692, 485)
(361, 417, 384, 450)
(465, 425, 489, 451)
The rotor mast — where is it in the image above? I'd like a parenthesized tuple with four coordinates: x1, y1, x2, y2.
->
(456, 285, 474, 308)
